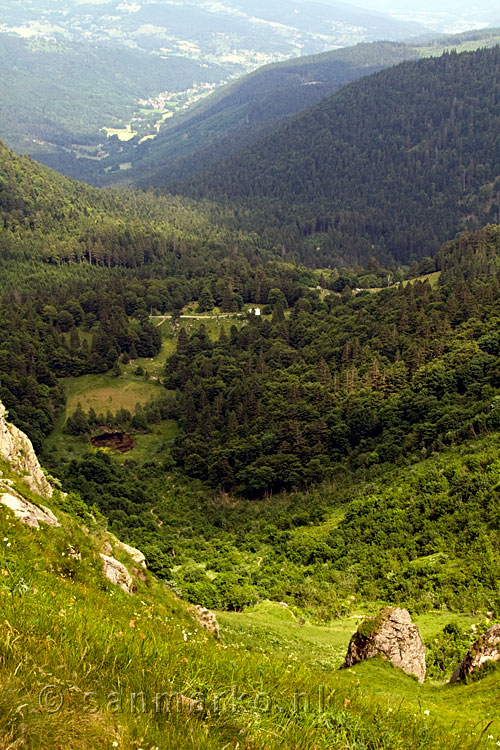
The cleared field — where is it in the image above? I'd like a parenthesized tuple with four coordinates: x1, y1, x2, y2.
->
(179, 315, 245, 340)
(130, 314, 248, 379)
(122, 335, 176, 379)
(48, 313, 246, 461)
(417, 37, 500, 58)
(64, 374, 160, 415)
(102, 125, 136, 141)
(366, 270, 441, 294)
(403, 270, 441, 288)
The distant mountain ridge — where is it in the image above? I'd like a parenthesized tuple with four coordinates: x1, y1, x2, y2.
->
(0, 0, 427, 60)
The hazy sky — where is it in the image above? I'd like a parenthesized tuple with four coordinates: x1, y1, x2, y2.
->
(336, 0, 498, 33)
(347, 0, 495, 19)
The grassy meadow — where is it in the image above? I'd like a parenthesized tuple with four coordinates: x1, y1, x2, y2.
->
(218, 601, 479, 673)
(0, 470, 498, 750)
(64, 375, 160, 414)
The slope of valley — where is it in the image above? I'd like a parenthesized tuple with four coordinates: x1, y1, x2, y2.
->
(3, 272, 500, 750)
(2, 35, 500, 747)
(175, 45, 500, 266)
(122, 29, 500, 189)
(125, 41, 421, 187)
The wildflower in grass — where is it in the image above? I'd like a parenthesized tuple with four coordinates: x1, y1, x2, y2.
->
(423, 710, 430, 716)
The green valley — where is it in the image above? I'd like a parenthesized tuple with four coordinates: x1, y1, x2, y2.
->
(2, 27, 500, 749)
(1, 410, 500, 749)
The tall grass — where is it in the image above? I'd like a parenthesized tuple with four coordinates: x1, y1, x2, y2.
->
(0, 463, 498, 749)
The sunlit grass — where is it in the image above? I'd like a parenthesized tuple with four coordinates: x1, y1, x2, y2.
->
(0, 460, 499, 749)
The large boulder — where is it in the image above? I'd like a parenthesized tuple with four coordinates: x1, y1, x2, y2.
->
(342, 607, 426, 683)
(100, 553, 134, 595)
(0, 491, 60, 528)
(193, 605, 220, 638)
(0, 400, 52, 498)
(450, 624, 500, 683)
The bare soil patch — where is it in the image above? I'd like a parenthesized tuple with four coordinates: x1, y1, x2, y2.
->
(91, 432, 136, 453)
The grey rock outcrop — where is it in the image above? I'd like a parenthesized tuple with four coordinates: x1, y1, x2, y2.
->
(450, 624, 500, 683)
(194, 605, 220, 638)
(101, 540, 113, 556)
(102, 537, 147, 569)
(100, 553, 135, 595)
(0, 400, 52, 498)
(118, 540, 147, 569)
(342, 607, 426, 683)
(0, 490, 60, 528)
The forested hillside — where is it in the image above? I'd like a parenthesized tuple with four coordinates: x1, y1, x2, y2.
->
(0, 142, 313, 449)
(130, 42, 420, 187)
(0, 140, 259, 267)
(163, 225, 500, 493)
(126, 31, 500, 189)
(180, 47, 500, 266)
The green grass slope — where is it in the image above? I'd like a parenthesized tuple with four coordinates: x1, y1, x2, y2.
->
(2, 447, 500, 749)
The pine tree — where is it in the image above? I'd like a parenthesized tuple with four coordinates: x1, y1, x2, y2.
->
(177, 328, 189, 355)
(198, 287, 214, 313)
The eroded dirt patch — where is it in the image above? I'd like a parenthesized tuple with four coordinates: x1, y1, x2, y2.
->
(91, 432, 136, 453)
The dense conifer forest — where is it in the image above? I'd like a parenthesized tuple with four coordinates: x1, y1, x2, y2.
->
(179, 47, 500, 266)
(163, 227, 500, 494)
